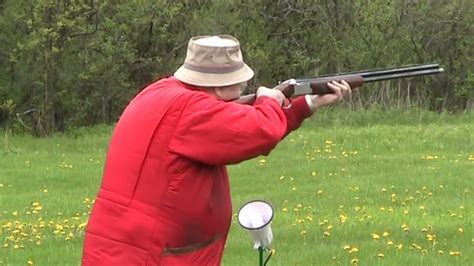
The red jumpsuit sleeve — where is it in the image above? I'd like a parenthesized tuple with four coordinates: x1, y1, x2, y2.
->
(282, 96, 313, 133)
(169, 92, 312, 165)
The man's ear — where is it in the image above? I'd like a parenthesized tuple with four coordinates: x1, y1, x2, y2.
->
(214, 87, 224, 99)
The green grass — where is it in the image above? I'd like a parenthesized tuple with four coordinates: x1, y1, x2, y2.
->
(1, 109, 472, 265)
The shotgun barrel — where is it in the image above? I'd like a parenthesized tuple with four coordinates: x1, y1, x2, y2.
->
(234, 63, 444, 104)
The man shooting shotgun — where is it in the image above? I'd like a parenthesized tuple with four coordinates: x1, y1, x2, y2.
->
(81, 34, 441, 266)
(234, 64, 444, 105)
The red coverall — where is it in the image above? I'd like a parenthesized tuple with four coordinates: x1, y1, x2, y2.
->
(82, 76, 312, 265)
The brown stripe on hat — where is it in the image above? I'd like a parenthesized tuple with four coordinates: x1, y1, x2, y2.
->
(183, 61, 244, 74)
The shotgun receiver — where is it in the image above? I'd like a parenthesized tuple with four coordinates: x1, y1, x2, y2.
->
(234, 63, 444, 104)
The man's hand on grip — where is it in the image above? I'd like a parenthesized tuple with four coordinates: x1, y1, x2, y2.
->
(256, 86, 285, 106)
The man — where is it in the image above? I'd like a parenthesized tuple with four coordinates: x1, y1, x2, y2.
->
(82, 35, 351, 265)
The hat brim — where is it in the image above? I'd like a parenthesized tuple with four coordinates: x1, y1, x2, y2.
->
(174, 64, 254, 87)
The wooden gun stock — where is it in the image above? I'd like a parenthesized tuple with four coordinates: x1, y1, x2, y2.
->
(234, 63, 444, 105)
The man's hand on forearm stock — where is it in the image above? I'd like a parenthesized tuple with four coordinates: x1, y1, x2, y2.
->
(310, 80, 352, 110)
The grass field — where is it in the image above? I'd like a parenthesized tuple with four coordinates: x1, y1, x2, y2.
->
(1, 109, 472, 265)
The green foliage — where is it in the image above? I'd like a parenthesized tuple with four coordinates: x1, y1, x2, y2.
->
(0, 0, 473, 134)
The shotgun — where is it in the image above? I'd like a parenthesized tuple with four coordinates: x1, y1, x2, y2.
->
(234, 63, 444, 104)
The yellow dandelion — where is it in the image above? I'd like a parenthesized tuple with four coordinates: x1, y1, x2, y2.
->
(306, 216, 313, 222)
(458, 227, 464, 233)
(327, 225, 333, 230)
(300, 230, 307, 236)
(323, 231, 330, 237)
(438, 250, 444, 254)
(391, 195, 397, 202)
(339, 214, 347, 224)
(395, 244, 403, 250)
(279, 175, 285, 181)
(317, 190, 323, 194)
(401, 224, 409, 232)
(377, 253, 384, 258)
(387, 240, 394, 245)
(382, 232, 390, 237)
(282, 207, 288, 212)
(27, 260, 33, 265)
(449, 251, 461, 256)
(343, 245, 351, 250)
(372, 233, 381, 240)
(351, 258, 359, 264)
(349, 247, 358, 254)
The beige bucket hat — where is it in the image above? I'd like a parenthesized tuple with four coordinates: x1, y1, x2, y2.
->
(174, 35, 254, 87)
